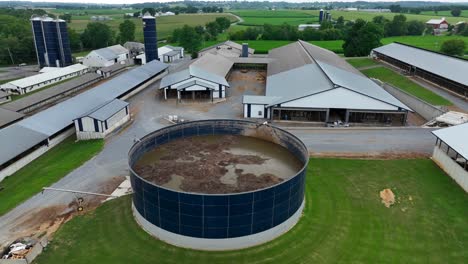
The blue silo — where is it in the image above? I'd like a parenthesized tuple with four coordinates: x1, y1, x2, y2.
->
(30, 15, 73, 67)
(142, 12, 158, 62)
(319, 9, 324, 23)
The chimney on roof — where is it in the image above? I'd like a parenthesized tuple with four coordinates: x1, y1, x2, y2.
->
(241, 43, 249, 58)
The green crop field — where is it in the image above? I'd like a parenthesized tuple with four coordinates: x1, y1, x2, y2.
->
(0, 137, 103, 216)
(231, 9, 318, 26)
(33, 158, 468, 264)
(63, 13, 237, 41)
(362, 67, 452, 106)
(421, 10, 468, 18)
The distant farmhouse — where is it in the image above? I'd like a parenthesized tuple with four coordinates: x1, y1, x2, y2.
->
(426, 17, 449, 34)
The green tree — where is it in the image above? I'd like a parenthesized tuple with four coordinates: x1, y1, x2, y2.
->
(118, 19, 136, 44)
(178, 25, 202, 55)
(80, 22, 114, 49)
(343, 19, 383, 57)
(59, 13, 72, 23)
(205, 21, 220, 37)
(384, 14, 408, 36)
(319, 21, 333, 30)
(336, 16, 345, 26)
(451, 8, 462, 17)
(389, 4, 402, 13)
(372, 15, 388, 25)
(68, 27, 81, 52)
(215, 17, 231, 31)
(440, 39, 466, 56)
(407, 20, 425, 36)
(142, 8, 156, 16)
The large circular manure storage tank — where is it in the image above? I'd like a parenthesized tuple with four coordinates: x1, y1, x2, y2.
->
(129, 119, 309, 250)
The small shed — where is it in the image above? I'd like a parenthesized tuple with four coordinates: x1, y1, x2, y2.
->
(74, 99, 130, 140)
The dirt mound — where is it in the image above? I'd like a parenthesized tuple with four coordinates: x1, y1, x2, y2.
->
(380, 189, 395, 208)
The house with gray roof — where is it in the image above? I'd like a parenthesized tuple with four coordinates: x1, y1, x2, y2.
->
(74, 99, 130, 140)
(372, 42, 468, 98)
(243, 41, 412, 126)
(83, 44, 129, 68)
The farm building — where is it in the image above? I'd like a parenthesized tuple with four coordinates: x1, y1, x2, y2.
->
(371, 42, 468, 98)
(82, 45, 129, 68)
(0, 108, 24, 129)
(199, 41, 254, 58)
(97, 62, 129, 78)
(0, 91, 11, 103)
(74, 99, 130, 140)
(426, 17, 449, 30)
(298, 24, 320, 31)
(159, 54, 232, 101)
(432, 123, 468, 192)
(158, 45, 184, 63)
(124, 41, 145, 56)
(0, 73, 102, 114)
(0, 60, 168, 181)
(0, 64, 89, 94)
(243, 41, 411, 125)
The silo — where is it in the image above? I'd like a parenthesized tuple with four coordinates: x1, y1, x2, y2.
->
(142, 12, 158, 62)
(129, 119, 309, 250)
(42, 17, 60, 67)
(319, 9, 324, 23)
(241, 43, 249, 57)
(31, 16, 46, 67)
(56, 19, 73, 66)
(327, 11, 331, 22)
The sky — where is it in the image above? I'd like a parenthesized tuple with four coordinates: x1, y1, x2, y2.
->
(16, 0, 468, 4)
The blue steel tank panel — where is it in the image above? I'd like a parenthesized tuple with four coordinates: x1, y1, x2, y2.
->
(42, 20, 60, 67)
(129, 120, 308, 239)
(319, 10, 324, 23)
(58, 21, 73, 66)
(32, 20, 46, 67)
(143, 17, 158, 62)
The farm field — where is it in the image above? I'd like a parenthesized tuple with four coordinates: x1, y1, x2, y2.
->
(231, 9, 318, 26)
(361, 67, 452, 106)
(62, 13, 237, 41)
(215, 35, 468, 54)
(33, 158, 468, 264)
(421, 10, 468, 18)
(0, 137, 103, 217)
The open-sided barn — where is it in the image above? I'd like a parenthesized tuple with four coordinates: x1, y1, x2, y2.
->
(371, 42, 468, 99)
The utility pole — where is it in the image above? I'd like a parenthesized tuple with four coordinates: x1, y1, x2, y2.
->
(7, 47, 15, 65)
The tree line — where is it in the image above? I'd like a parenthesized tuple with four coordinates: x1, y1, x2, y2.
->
(170, 17, 232, 58)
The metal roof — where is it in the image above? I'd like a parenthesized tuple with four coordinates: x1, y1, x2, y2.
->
(199, 40, 255, 54)
(0, 91, 9, 98)
(0, 60, 167, 166)
(83, 99, 129, 121)
(99, 63, 127, 73)
(265, 64, 334, 106)
(1, 73, 102, 112)
(107, 45, 129, 55)
(242, 95, 281, 105)
(0, 125, 48, 165)
(432, 123, 468, 159)
(160, 65, 229, 88)
(176, 80, 216, 90)
(426, 18, 446, 24)
(2, 64, 88, 89)
(372, 43, 468, 86)
(191, 53, 234, 77)
(0, 108, 24, 128)
(316, 60, 411, 110)
(164, 50, 180, 57)
(267, 40, 362, 76)
(92, 48, 119, 60)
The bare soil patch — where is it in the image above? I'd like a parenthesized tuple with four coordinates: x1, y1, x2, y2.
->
(380, 188, 395, 208)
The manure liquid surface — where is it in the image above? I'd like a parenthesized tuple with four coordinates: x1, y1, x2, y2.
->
(133, 135, 303, 194)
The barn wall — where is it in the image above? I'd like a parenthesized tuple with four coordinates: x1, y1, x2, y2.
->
(432, 146, 468, 192)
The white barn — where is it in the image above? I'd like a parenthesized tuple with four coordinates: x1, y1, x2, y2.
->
(158, 45, 184, 63)
(74, 99, 130, 140)
(432, 123, 468, 192)
(83, 45, 129, 68)
(0, 64, 89, 94)
(159, 66, 229, 101)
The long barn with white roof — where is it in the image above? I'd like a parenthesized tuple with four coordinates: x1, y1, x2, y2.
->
(371, 42, 468, 99)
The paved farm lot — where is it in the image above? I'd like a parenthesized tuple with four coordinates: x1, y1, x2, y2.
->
(33, 158, 468, 264)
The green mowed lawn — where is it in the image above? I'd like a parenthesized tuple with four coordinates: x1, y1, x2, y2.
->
(0, 137, 104, 216)
(68, 13, 237, 41)
(232, 9, 318, 26)
(346, 58, 380, 68)
(362, 67, 452, 106)
(33, 158, 467, 264)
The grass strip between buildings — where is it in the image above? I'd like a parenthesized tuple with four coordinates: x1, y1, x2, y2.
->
(0, 136, 104, 216)
(361, 66, 452, 106)
(346, 58, 380, 68)
(33, 158, 468, 264)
